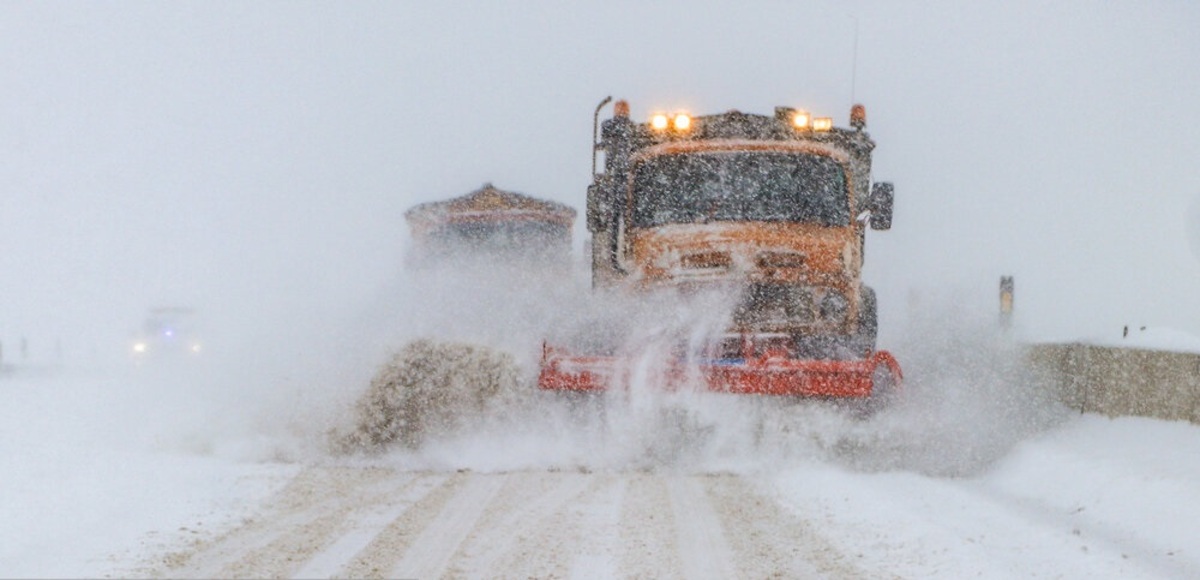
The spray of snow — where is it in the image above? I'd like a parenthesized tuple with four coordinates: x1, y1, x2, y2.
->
(833, 295, 1072, 476)
(96, 245, 1070, 479)
(286, 256, 1067, 477)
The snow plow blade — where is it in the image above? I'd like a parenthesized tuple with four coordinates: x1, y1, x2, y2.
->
(537, 343, 902, 399)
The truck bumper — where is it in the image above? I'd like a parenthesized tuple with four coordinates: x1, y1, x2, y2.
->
(537, 344, 902, 398)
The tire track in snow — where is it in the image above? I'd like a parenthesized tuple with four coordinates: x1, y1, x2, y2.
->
(703, 475, 867, 579)
(333, 470, 475, 578)
(137, 469, 868, 579)
(146, 466, 411, 579)
(561, 474, 626, 580)
(618, 473, 685, 578)
(386, 471, 507, 579)
(450, 470, 597, 577)
(667, 476, 738, 579)
(291, 472, 451, 579)
(216, 468, 432, 579)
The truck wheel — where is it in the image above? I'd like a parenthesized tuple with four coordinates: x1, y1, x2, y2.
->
(859, 286, 878, 343)
(844, 286, 878, 357)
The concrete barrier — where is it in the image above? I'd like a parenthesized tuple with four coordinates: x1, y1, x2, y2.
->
(1027, 343, 1200, 423)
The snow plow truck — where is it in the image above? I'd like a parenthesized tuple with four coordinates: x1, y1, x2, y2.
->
(538, 98, 902, 407)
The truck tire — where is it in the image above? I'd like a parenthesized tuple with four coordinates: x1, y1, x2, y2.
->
(859, 286, 878, 342)
(844, 286, 878, 357)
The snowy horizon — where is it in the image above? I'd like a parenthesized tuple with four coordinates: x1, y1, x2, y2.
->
(2, 1, 1199, 364)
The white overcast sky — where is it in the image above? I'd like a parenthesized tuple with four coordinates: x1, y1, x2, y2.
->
(2, 1, 1198, 357)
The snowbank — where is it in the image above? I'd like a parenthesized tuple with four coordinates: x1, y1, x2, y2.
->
(0, 371, 299, 578)
(770, 415, 1200, 579)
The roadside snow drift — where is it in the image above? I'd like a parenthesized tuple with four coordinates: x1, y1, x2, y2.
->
(334, 339, 526, 451)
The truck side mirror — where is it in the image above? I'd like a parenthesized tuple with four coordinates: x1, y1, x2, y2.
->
(586, 182, 608, 233)
(869, 182, 894, 231)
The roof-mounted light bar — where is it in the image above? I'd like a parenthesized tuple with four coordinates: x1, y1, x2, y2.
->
(784, 108, 831, 132)
(650, 111, 693, 132)
(792, 110, 812, 130)
(643, 104, 850, 134)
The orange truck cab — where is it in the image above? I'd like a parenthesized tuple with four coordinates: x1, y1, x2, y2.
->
(540, 99, 901, 403)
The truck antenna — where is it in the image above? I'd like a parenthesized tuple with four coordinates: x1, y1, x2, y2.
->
(850, 15, 859, 104)
(592, 96, 613, 178)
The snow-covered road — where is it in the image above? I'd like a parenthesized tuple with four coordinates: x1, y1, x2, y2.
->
(4, 364, 1199, 579)
(119, 429, 1198, 580)
(136, 468, 860, 579)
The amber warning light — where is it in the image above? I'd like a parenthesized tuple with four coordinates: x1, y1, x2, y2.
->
(850, 104, 867, 129)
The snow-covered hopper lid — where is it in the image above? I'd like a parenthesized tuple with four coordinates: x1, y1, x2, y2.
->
(404, 183, 576, 238)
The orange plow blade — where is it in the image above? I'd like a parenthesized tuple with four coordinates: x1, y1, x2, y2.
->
(537, 343, 902, 399)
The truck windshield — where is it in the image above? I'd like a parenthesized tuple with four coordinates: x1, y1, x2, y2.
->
(630, 151, 850, 227)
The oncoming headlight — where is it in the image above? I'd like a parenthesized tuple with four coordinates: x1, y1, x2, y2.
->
(819, 291, 850, 322)
(132, 342, 147, 354)
(651, 114, 670, 130)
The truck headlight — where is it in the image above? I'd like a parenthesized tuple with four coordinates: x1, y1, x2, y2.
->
(651, 114, 670, 130)
(673, 114, 691, 130)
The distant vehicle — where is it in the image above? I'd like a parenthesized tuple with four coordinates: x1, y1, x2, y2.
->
(403, 183, 577, 268)
(130, 307, 203, 362)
